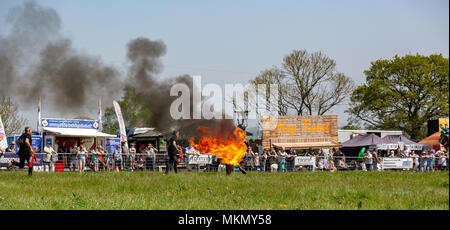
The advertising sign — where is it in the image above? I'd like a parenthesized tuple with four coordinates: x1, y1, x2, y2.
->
(41, 118, 99, 129)
(105, 138, 121, 154)
(262, 115, 339, 149)
(0, 153, 43, 168)
(294, 156, 316, 166)
(14, 135, 42, 153)
(439, 118, 449, 131)
(187, 154, 212, 164)
(376, 144, 423, 151)
(113, 101, 127, 142)
(381, 158, 413, 169)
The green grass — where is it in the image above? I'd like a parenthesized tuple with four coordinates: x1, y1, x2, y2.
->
(0, 171, 448, 210)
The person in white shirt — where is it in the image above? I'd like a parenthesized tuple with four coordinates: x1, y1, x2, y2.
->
(185, 143, 200, 172)
(144, 143, 158, 171)
(43, 143, 57, 172)
(364, 150, 373, 171)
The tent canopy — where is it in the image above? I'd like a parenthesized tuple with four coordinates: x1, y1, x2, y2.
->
(419, 132, 442, 147)
(341, 133, 387, 147)
(43, 127, 116, 138)
(382, 135, 419, 145)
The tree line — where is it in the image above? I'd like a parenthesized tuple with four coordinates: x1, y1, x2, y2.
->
(2, 51, 448, 140)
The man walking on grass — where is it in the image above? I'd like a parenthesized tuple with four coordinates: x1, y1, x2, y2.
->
(165, 131, 180, 175)
(8, 126, 35, 176)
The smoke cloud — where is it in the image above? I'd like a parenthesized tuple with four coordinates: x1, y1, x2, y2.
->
(0, 1, 239, 136)
(0, 1, 121, 114)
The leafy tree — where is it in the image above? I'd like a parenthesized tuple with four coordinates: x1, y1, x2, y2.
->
(0, 96, 27, 136)
(346, 54, 449, 140)
(341, 125, 361, 130)
(102, 85, 151, 134)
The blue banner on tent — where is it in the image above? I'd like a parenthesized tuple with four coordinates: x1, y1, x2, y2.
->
(41, 118, 99, 129)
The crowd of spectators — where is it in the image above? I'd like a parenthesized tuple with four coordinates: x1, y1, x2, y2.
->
(2, 140, 448, 173)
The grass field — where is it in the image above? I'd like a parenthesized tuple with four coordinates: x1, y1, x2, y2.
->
(0, 170, 448, 210)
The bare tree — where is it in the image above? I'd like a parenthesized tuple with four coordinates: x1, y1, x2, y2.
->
(251, 49, 354, 116)
(251, 67, 288, 116)
(0, 96, 27, 136)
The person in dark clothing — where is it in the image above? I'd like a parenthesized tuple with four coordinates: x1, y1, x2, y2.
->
(165, 131, 179, 175)
(333, 148, 345, 168)
(7, 126, 34, 176)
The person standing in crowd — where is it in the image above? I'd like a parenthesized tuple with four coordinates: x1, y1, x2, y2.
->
(371, 148, 378, 171)
(317, 148, 326, 171)
(404, 146, 411, 157)
(305, 147, 315, 171)
(261, 149, 268, 172)
(337, 157, 348, 170)
(58, 141, 68, 163)
(420, 151, 428, 172)
(328, 150, 336, 172)
(77, 144, 87, 173)
(1, 142, 15, 157)
(317, 151, 324, 170)
(387, 150, 395, 158)
(278, 147, 287, 172)
(333, 148, 345, 169)
(253, 147, 261, 172)
(5, 141, 16, 153)
(105, 148, 113, 172)
(43, 143, 52, 172)
(44, 143, 58, 172)
(411, 151, 420, 172)
(7, 127, 34, 176)
(121, 142, 129, 170)
(305, 147, 313, 157)
(69, 143, 79, 172)
(184, 142, 199, 172)
(165, 131, 180, 175)
(129, 143, 136, 172)
(287, 148, 296, 172)
(364, 149, 373, 171)
(427, 150, 435, 172)
(437, 151, 446, 171)
(91, 149, 99, 172)
(144, 143, 158, 171)
(269, 145, 278, 172)
(50, 145, 58, 172)
(97, 146, 106, 171)
(114, 145, 123, 172)
(245, 146, 255, 171)
(376, 153, 383, 171)
(58, 141, 67, 155)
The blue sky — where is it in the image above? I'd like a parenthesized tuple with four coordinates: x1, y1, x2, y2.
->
(1, 0, 449, 128)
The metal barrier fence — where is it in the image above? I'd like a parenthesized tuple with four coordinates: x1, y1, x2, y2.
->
(0, 152, 448, 173)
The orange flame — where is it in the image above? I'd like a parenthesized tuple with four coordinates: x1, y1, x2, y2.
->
(189, 126, 247, 165)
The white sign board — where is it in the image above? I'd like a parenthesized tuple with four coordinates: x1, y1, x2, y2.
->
(381, 158, 413, 169)
(376, 144, 423, 151)
(187, 154, 212, 165)
(294, 156, 316, 166)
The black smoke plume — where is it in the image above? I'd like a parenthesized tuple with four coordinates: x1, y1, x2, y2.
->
(0, 2, 121, 114)
(0, 1, 238, 136)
